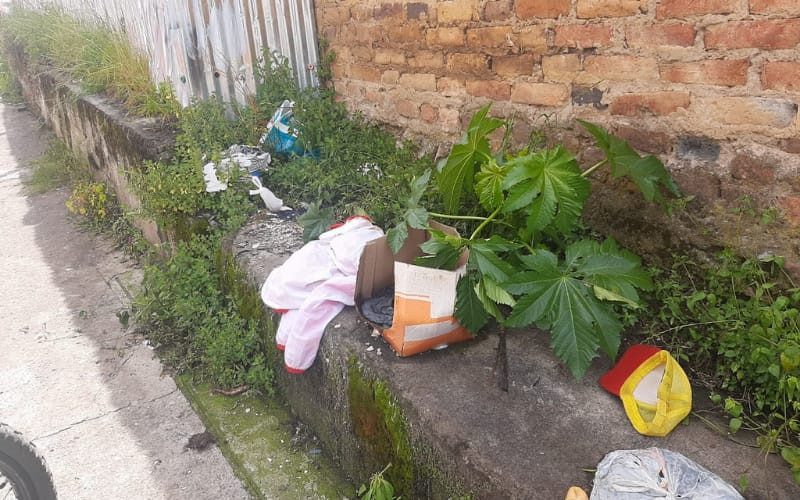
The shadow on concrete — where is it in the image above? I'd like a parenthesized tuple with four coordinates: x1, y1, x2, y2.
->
(2, 103, 247, 499)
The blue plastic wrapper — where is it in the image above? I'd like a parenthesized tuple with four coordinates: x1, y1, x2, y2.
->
(261, 100, 305, 156)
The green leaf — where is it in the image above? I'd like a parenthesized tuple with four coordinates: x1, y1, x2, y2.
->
(729, 417, 742, 434)
(455, 274, 490, 333)
(415, 229, 464, 270)
(438, 104, 504, 213)
(482, 275, 516, 306)
(405, 206, 429, 229)
(474, 278, 504, 321)
(578, 119, 681, 203)
(768, 363, 781, 378)
(297, 202, 334, 242)
(780, 445, 800, 467)
(408, 169, 432, 207)
(501, 147, 589, 234)
(386, 223, 408, 254)
(781, 346, 800, 372)
(593, 285, 639, 308)
(469, 242, 515, 282)
(474, 159, 507, 211)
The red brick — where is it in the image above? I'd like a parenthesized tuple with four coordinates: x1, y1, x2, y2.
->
(542, 54, 581, 82)
(348, 64, 382, 82)
(750, 0, 800, 16)
(365, 89, 385, 104)
(447, 53, 489, 74)
(408, 51, 445, 69)
(660, 59, 748, 87)
(613, 125, 672, 154)
(705, 19, 800, 50)
(467, 26, 514, 49)
(511, 82, 569, 106)
(610, 92, 691, 116)
(420, 103, 438, 123)
(396, 99, 420, 118)
(554, 24, 613, 48)
(398, 73, 438, 91)
(516, 0, 570, 19)
(583, 55, 659, 82)
(466, 80, 512, 100)
(492, 54, 537, 77)
(518, 26, 549, 52)
(626, 23, 696, 47)
(780, 196, 800, 227)
(730, 155, 776, 184)
(657, 0, 736, 19)
(439, 108, 462, 132)
(426, 27, 465, 47)
(577, 0, 645, 18)
(762, 61, 800, 92)
(483, 0, 513, 21)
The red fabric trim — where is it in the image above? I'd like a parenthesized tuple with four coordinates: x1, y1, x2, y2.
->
(329, 214, 372, 230)
(599, 344, 662, 396)
(286, 365, 305, 374)
(276, 344, 285, 351)
(274, 309, 289, 315)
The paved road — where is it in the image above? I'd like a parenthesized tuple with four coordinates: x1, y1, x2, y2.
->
(0, 104, 249, 499)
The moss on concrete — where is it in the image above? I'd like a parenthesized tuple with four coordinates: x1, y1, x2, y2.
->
(177, 376, 354, 499)
(347, 356, 415, 496)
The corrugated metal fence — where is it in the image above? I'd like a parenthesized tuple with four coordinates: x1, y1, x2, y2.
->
(18, 0, 319, 106)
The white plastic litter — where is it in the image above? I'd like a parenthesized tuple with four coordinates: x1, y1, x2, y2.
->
(202, 144, 271, 192)
(591, 448, 743, 500)
(248, 176, 287, 212)
(261, 217, 384, 373)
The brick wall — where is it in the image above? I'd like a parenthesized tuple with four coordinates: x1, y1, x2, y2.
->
(316, 0, 800, 269)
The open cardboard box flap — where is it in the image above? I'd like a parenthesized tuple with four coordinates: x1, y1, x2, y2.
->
(355, 221, 472, 356)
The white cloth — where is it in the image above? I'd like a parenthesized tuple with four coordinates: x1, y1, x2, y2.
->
(261, 217, 383, 372)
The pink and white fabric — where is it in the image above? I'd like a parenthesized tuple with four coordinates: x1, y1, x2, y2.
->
(261, 217, 383, 373)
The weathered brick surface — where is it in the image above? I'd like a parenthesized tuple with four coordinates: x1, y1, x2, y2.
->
(762, 61, 800, 92)
(780, 196, 800, 227)
(625, 23, 696, 47)
(554, 24, 613, 48)
(466, 79, 512, 100)
(577, 0, 645, 19)
(492, 55, 537, 78)
(316, 0, 800, 270)
(511, 82, 569, 106)
(583, 56, 659, 82)
(516, 0, 570, 19)
(610, 92, 690, 116)
(705, 20, 800, 50)
(750, 0, 800, 16)
(660, 59, 748, 87)
(657, 0, 737, 19)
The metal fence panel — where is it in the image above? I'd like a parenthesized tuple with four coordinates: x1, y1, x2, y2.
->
(18, 0, 319, 106)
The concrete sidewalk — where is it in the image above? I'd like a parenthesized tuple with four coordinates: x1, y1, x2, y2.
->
(0, 104, 248, 499)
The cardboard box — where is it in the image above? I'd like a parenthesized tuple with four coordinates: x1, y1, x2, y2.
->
(355, 222, 474, 356)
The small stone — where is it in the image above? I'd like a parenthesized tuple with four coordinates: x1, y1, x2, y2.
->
(245, 408, 251, 413)
(366, 346, 375, 352)
(333, 323, 341, 329)
(252, 243, 260, 249)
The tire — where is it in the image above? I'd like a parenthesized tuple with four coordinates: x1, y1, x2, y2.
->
(0, 423, 57, 500)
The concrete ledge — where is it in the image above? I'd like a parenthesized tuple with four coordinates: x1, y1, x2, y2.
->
(7, 46, 176, 246)
(229, 212, 798, 499)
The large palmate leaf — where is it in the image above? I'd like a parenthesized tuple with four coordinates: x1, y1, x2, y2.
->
(502, 239, 651, 378)
(578, 120, 681, 203)
(387, 170, 431, 253)
(438, 104, 504, 213)
(501, 147, 590, 234)
(455, 274, 490, 333)
(414, 228, 464, 270)
(297, 202, 334, 242)
(474, 160, 507, 211)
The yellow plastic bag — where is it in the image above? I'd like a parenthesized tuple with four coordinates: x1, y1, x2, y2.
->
(619, 350, 692, 437)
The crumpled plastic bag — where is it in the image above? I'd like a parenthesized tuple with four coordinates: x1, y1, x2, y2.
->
(203, 144, 271, 192)
(591, 448, 743, 500)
